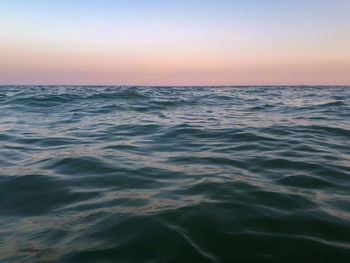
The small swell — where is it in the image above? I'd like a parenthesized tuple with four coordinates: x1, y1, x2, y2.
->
(0, 85, 350, 263)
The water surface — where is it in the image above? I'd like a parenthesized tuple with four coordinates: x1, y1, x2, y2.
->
(0, 86, 349, 262)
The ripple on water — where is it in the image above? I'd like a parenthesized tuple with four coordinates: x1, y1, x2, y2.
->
(0, 174, 97, 216)
(0, 86, 349, 262)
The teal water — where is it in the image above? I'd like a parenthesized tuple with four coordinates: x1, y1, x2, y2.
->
(0, 86, 349, 262)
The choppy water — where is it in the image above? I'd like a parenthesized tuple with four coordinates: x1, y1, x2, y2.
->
(0, 86, 349, 262)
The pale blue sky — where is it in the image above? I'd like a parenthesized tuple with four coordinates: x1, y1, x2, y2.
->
(1, 0, 350, 84)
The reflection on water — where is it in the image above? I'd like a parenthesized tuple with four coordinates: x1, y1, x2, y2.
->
(0, 86, 350, 262)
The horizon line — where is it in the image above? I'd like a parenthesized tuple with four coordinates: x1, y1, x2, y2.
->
(0, 83, 350, 87)
(1, 84, 350, 87)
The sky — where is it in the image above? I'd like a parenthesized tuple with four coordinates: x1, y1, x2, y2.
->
(1, 0, 350, 85)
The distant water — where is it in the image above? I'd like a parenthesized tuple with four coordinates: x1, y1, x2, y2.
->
(0, 86, 349, 262)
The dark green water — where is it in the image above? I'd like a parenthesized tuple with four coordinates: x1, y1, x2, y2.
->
(0, 86, 349, 262)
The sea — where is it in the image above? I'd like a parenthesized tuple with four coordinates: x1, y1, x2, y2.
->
(0, 85, 349, 262)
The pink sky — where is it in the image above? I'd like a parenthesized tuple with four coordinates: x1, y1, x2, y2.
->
(1, 0, 350, 85)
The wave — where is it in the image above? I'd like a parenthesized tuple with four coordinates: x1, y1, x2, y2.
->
(0, 85, 349, 262)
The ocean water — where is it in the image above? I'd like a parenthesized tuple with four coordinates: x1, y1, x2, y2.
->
(0, 85, 349, 262)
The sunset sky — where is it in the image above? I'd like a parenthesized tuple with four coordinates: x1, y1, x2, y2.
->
(1, 0, 350, 85)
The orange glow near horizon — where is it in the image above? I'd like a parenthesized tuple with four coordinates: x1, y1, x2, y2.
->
(1, 0, 350, 85)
